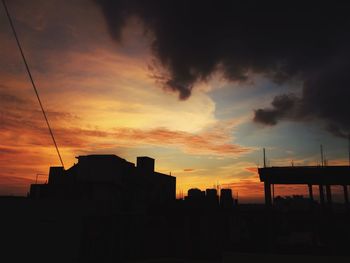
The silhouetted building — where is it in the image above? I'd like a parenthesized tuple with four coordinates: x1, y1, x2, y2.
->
(185, 188, 205, 209)
(206, 188, 219, 207)
(137, 156, 154, 175)
(29, 154, 176, 211)
(185, 188, 235, 210)
(185, 187, 236, 209)
(187, 188, 205, 199)
(220, 188, 234, 209)
(273, 195, 316, 211)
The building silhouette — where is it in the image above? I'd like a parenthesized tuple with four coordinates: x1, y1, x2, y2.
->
(2, 156, 350, 262)
(29, 154, 176, 211)
(184, 187, 236, 210)
(220, 188, 234, 209)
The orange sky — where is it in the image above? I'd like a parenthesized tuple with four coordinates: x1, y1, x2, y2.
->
(0, 0, 348, 202)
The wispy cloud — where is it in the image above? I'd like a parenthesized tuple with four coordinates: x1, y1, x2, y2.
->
(0, 1, 255, 197)
(0, 83, 251, 195)
(113, 127, 251, 156)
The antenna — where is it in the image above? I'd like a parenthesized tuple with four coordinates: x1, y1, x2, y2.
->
(263, 148, 266, 168)
(2, 0, 64, 168)
(320, 145, 324, 167)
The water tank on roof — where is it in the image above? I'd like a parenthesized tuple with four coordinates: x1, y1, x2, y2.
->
(137, 156, 154, 174)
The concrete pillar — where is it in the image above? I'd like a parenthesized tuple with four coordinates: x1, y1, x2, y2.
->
(344, 185, 349, 205)
(308, 184, 314, 201)
(264, 182, 272, 207)
(326, 185, 332, 206)
(319, 185, 325, 206)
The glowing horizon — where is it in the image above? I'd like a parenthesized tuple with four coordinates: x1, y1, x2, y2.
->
(0, 1, 349, 203)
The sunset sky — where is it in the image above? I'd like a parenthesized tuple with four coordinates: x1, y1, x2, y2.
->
(0, 0, 349, 202)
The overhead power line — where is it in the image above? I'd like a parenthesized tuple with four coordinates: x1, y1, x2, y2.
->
(2, 0, 64, 168)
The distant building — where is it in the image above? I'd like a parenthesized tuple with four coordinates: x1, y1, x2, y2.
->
(187, 188, 205, 200)
(185, 187, 235, 209)
(274, 195, 315, 211)
(206, 188, 219, 207)
(220, 189, 234, 209)
(29, 154, 176, 211)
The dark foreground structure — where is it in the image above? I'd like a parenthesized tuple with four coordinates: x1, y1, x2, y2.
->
(1, 160, 350, 262)
(259, 166, 350, 207)
(29, 154, 176, 211)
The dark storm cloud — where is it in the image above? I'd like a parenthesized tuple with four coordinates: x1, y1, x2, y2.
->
(254, 94, 301, 125)
(96, 0, 350, 136)
(254, 58, 350, 137)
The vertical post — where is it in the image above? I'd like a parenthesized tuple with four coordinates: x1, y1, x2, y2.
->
(343, 185, 349, 206)
(319, 185, 325, 206)
(263, 148, 266, 168)
(264, 182, 272, 208)
(308, 184, 314, 201)
(326, 185, 332, 207)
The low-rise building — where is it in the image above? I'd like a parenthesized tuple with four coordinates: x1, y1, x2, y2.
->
(29, 154, 176, 211)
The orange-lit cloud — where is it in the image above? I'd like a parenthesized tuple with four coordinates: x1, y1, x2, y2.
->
(221, 178, 264, 202)
(0, 1, 259, 200)
(245, 167, 258, 174)
(0, 82, 252, 195)
(112, 127, 251, 156)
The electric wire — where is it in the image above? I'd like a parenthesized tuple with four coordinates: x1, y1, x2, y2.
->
(2, 0, 64, 168)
